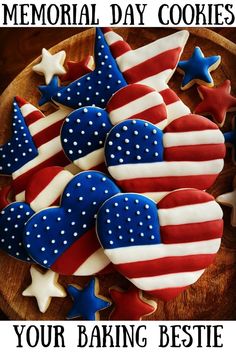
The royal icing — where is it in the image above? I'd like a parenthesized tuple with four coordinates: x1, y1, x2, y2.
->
(103, 28, 190, 122)
(22, 266, 66, 313)
(67, 278, 110, 320)
(194, 80, 236, 127)
(96, 189, 223, 301)
(60, 56, 94, 82)
(0, 202, 34, 262)
(104, 118, 225, 195)
(23, 171, 120, 276)
(52, 28, 127, 109)
(38, 75, 63, 106)
(109, 286, 157, 320)
(61, 84, 167, 171)
(33, 48, 66, 85)
(0, 97, 71, 201)
(178, 47, 221, 90)
(216, 176, 236, 227)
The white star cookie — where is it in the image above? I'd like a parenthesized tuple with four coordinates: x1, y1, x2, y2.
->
(216, 176, 236, 227)
(33, 48, 66, 84)
(22, 266, 66, 313)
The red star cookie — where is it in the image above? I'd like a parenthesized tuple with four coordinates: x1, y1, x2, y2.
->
(194, 80, 236, 127)
(60, 56, 94, 82)
(109, 286, 157, 320)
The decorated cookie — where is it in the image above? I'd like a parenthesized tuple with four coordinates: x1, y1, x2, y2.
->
(177, 47, 221, 90)
(0, 167, 74, 261)
(67, 278, 110, 320)
(25, 166, 73, 212)
(23, 171, 120, 276)
(53, 28, 190, 124)
(22, 266, 66, 313)
(33, 48, 66, 85)
(96, 189, 223, 301)
(104, 118, 225, 196)
(52, 28, 127, 109)
(224, 116, 236, 164)
(216, 176, 236, 227)
(194, 80, 236, 127)
(109, 286, 157, 320)
(61, 84, 167, 170)
(102, 28, 191, 123)
(0, 97, 71, 201)
(38, 76, 63, 106)
(0, 202, 34, 262)
(0, 185, 13, 210)
(60, 56, 94, 82)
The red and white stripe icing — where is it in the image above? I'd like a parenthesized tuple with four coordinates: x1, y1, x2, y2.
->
(108, 114, 225, 197)
(25, 166, 73, 212)
(105, 189, 223, 301)
(102, 28, 191, 124)
(12, 97, 72, 201)
(106, 84, 167, 129)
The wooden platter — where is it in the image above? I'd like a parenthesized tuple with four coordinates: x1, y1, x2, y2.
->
(0, 28, 236, 320)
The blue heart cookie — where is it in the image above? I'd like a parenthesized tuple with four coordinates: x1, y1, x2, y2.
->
(0, 202, 34, 262)
(23, 171, 120, 276)
(61, 107, 112, 170)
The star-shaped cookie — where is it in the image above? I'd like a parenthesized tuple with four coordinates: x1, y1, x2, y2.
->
(33, 48, 66, 85)
(38, 76, 62, 106)
(22, 266, 66, 313)
(109, 286, 157, 320)
(178, 47, 221, 90)
(194, 80, 236, 127)
(67, 278, 110, 320)
(60, 56, 94, 82)
(216, 176, 236, 227)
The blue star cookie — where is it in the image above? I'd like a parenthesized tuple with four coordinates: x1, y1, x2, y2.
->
(178, 47, 221, 90)
(52, 28, 127, 109)
(23, 171, 120, 275)
(38, 75, 63, 106)
(67, 278, 111, 320)
(0, 202, 34, 262)
(0, 99, 38, 175)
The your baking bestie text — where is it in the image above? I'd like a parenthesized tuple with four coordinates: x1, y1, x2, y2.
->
(0, 2, 235, 26)
(13, 324, 223, 349)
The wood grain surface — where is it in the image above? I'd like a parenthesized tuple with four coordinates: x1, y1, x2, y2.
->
(0, 28, 236, 320)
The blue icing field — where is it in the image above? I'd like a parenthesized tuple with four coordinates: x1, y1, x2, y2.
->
(0, 99, 38, 175)
(23, 171, 120, 268)
(178, 47, 220, 88)
(61, 107, 112, 163)
(67, 278, 110, 320)
(0, 202, 34, 262)
(105, 119, 164, 167)
(97, 193, 161, 250)
(52, 28, 127, 109)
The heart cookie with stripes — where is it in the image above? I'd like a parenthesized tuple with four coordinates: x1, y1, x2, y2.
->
(104, 118, 225, 198)
(61, 83, 167, 171)
(23, 171, 120, 276)
(96, 189, 223, 301)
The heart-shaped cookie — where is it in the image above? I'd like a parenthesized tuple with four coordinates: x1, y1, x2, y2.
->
(96, 189, 223, 301)
(23, 171, 120, 276)
(0, 202, 34, 262)
(61, 84, 167, 171)
(104, 118, 225, 196)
